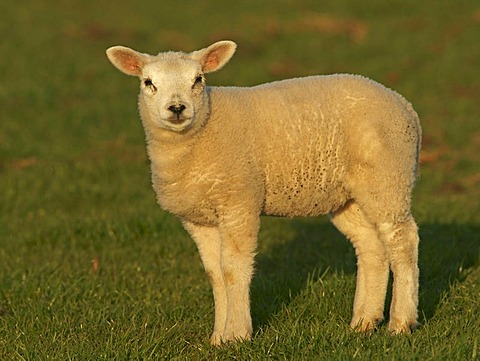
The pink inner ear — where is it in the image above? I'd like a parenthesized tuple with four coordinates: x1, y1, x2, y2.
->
(118, 52, 141, 75)
(203, 53, 218, 72)
(125, 56, 140, 73)
(204, 55, 219, 71)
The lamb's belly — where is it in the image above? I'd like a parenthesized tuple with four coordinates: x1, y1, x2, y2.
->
(262, 178, 349, 217)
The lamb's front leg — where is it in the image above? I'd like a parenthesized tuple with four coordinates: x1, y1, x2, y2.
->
(182, 221, 227, 346)
(219, 213, 259, 343)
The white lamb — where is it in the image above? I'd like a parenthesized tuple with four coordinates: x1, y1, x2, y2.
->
(106, 40, 421, 346)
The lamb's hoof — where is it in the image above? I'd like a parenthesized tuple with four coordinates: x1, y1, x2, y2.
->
(223, 331, 251, 344)
(388, 318, 419, 334)
(209, 332, 223, 347)
(350, 316, 382, 334)
(210, 330, 251, 346)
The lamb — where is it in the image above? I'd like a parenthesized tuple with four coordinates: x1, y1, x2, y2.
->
(106, 40, 421, 346)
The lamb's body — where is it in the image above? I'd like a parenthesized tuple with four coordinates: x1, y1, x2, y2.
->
(107, 41, 421, 346)
(148, 75, 419, 224)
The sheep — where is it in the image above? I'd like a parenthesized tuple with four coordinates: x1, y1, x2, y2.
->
(106, 40, 421, 346)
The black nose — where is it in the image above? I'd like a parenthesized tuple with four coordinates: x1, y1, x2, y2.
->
(168, 104, 186, 116)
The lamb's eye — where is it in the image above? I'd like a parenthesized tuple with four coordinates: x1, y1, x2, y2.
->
(193, 75, 204, 86)
(143, 79, 157, 91)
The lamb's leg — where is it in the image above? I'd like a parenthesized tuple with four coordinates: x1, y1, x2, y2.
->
(182, 221, 227, 346)
(219, 214, 259, 343)
(330, 201, 389, 332)
(377, 218, 419, 334)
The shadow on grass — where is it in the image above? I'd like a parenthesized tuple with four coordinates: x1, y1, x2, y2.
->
(251, 218, 355, 329)
(417, 223, 480, 320)
(251, 219, 480, 330)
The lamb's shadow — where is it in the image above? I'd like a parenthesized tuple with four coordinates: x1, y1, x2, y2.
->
(251, 218, 480, 329)
(251, 217, 355, 328)
(417, 223, 479, 319)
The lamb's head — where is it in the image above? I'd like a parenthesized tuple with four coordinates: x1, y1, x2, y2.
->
(106, 41, 237, 132)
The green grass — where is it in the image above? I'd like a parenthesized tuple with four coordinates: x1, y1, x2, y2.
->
(1, 0, 479, 359)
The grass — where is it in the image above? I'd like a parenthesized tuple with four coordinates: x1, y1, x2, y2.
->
(1, 0, 479, 359)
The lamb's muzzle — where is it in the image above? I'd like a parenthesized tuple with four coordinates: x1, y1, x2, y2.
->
(168, 104, 186, 116)
(167, 104, 188, 123)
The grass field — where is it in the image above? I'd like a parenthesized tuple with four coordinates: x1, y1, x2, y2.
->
(1, 0, 479, 359)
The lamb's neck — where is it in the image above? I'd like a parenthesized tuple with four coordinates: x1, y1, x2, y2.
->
(145, 132, 194, 183)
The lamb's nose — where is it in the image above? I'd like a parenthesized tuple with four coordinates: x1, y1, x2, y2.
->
(168, 104, 186, 116)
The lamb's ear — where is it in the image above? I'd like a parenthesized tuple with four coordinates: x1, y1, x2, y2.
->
(106, 46, 147, 76)
(190, 40, 237, 73)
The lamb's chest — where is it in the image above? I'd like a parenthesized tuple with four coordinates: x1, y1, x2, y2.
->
(152, 169, 221, 226)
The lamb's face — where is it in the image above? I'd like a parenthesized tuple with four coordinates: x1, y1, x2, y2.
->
(140, 56, 206, 132)
(107, 41, 236, 133)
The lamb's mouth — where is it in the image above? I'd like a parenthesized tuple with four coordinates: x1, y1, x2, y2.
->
(163, 117, 194, 132)
(166, 115, 193, 126)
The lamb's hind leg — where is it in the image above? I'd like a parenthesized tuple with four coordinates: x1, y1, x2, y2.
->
(183, 221, 227, 346)
(330, 201, 389, 332)
(378, 218, 419, 334)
